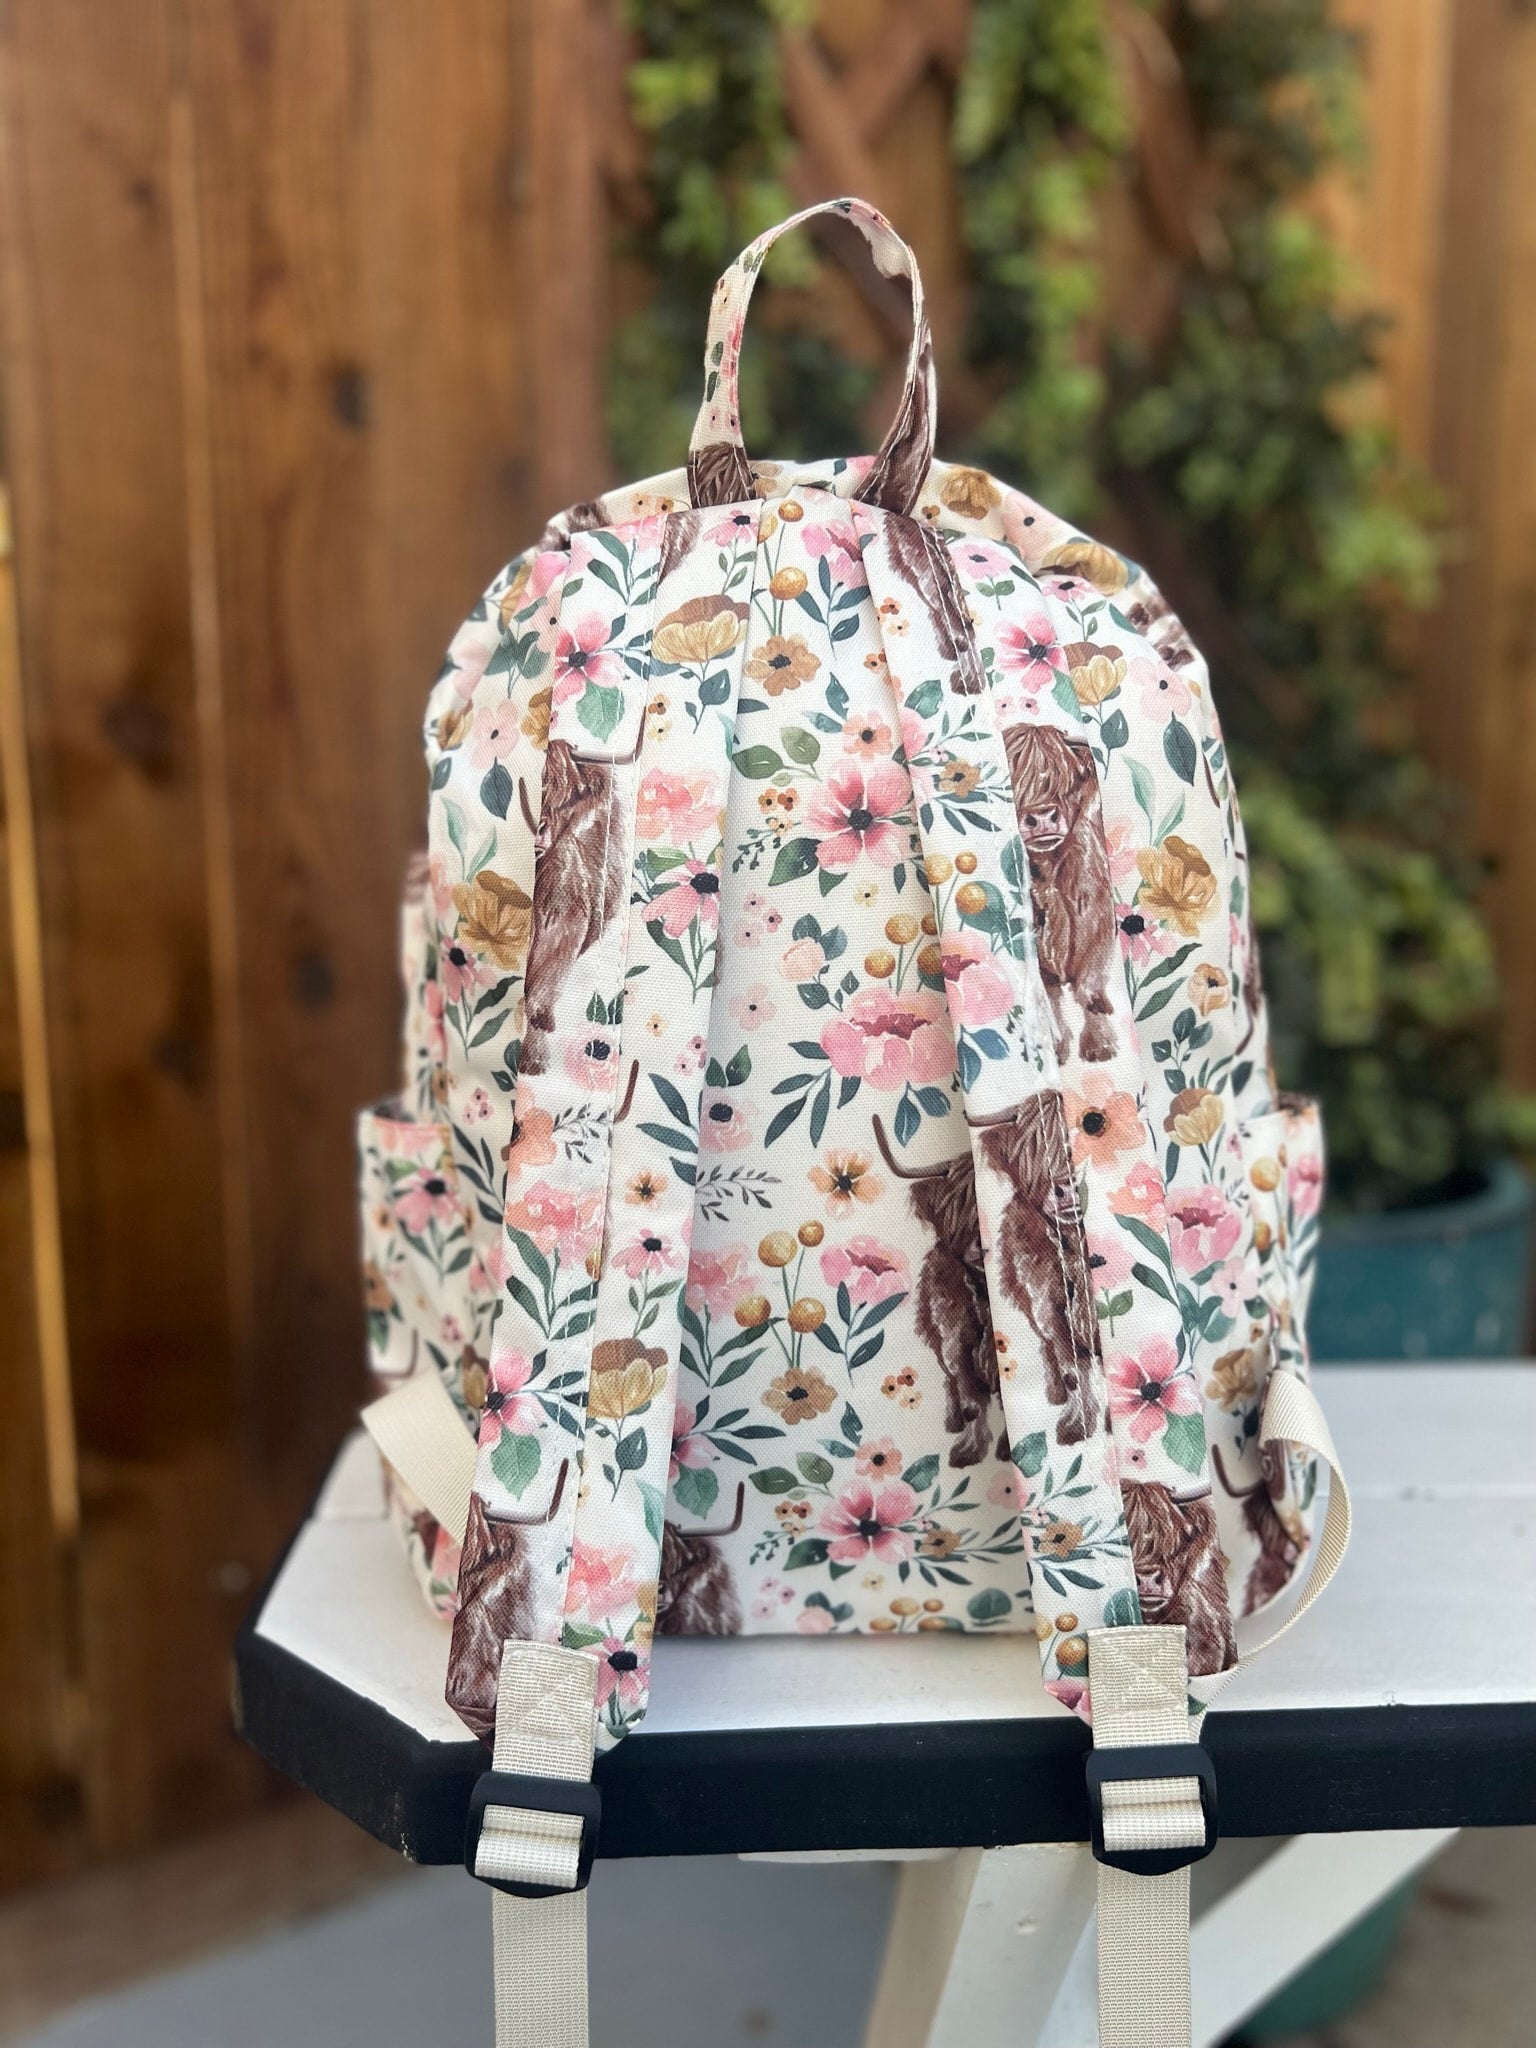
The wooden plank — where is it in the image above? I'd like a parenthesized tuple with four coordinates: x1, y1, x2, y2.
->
(0, 0, 265, 1871)
(1325, 0, 1454, 464)
(524, 0, 611, 510)
(0, 488, 83, 1888)
(1473, 6, 1536, 1087)
(1413, 0, 1536, 1084)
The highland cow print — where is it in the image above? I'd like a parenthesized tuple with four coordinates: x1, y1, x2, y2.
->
(518, 738, 630, 1075)
(1004, 725, 1119, 1066)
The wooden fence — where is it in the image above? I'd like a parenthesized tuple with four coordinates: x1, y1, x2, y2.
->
(1, 0, 1532, 1890)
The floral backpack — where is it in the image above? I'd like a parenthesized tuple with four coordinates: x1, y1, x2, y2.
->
(358, 197, 1350, 2048)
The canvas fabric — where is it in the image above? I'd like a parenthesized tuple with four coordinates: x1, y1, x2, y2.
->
(357, 198, 1331, 1749)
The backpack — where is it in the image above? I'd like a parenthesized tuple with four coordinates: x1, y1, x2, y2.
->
(358, 196, 1350, 2048)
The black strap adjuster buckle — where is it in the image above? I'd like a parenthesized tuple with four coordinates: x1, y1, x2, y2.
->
(1085, 1743, 1218, 1876)
(464, 1770, 602, 1898)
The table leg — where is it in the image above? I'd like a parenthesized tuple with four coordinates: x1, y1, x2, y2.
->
(862, 1841, 1097, 2048)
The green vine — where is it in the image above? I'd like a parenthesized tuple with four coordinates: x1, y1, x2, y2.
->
(610, 0, 1533, 1211)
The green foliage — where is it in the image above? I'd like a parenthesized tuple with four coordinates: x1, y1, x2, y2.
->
(614, 0, 1528, 1212)
(609, 0, 872, 477)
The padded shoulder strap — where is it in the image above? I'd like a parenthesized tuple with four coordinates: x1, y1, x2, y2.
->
(850, 501, 1146, 1712)
(447, 509, 750, 1749)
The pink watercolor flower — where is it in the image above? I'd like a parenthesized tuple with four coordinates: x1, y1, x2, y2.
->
(422, 980, 448, 1065)
(614, 1230, 682, 1280)
(795, 1605, 837, 1634)
(806, 761, 911, 871)
(1103, 823, 1142, 890)
(820, 1479, 918, 1565)
(1289, 1153, 1323, 1220)
(1167, 1186, 1242, 1276)
(939, 930, 1014, 1028)
(686, 1245, 751, 1320)
(394, 1162, 460, 1236)
(780, 937, 826, 983)
(700, 1089, 753, 1153)
(752, 1581, 798, 1623)
(1213, 1255, 1258, 1314)
(464, 1087, 491, 1124)
(637, 768, 720, 845)
(854, 1436, 904, 1478)
(1110, 1162, 1168, 1232)
(821, 1236, 910, 1307)
(1116, 901, 1175, 968)
(1107, 1339, 1200, 1444)
(439, 935, 486, 1006)
(477, 1351, 540, 1446)
(593, 1636, 646, 1712)
(952, 538, 1015, 583)
(648, 860, 723, 939)
(1085, 1231, 1134, 1294)
(669, 1402, 711, 1482)
(705, 508, 759, 547)
(730, 983, 776, 1032)
(675, 1035, 708, 1076)
(994, 609, 1063, 691)
(801, 519, 866, 587)
(469, 698, 520, 771)
(987, 1466, 1028, 1510)
(446, 632, 493, 702)
(552, 612, 623, 703)
(504, 1180, 603, 1264)
(564, 1030, 621, 1092)
(566, 1540, 642, 1623)
(1136, 659, 1193, 720)
(820, 988, 954, 1090)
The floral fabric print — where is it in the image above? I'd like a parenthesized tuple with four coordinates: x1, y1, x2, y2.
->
(362, 202, 1326, 1749)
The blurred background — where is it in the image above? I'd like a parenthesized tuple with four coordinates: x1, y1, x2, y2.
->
(1, 2, 1532, 2042)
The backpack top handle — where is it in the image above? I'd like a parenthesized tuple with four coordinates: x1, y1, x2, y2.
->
(686, 195, 937, 518)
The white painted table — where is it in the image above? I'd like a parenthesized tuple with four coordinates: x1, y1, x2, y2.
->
(237, 1364, 1536, 2046)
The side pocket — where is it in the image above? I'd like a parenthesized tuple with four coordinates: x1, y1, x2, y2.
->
(357, 1102, 480, 1412)
(1209, 1094, 1326, 1617)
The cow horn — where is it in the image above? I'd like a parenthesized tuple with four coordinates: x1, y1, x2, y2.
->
(613, 1059, 640, 1124)
(1210, 1442, 1264, 1501)
(962, 1102, 1028, 1131)
(872, 1113, 956, 1181)
(518, 775, 538, 835)
(685, 1480, 745, 1540)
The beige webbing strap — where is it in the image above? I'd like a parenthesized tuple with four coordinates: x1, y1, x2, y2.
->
(1245, 1368, 1352, 1661)
(476, 1641, 598, 2048)
(1089, 1625, 1204, 2048)
(361, 1371, 476, 1540)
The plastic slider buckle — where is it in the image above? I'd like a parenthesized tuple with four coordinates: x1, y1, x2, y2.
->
(464, 1770, 602, 1899)
(1085, 1743, 1218, 1877)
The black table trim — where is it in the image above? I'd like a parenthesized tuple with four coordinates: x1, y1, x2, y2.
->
(235, 1615, 1536, 1865)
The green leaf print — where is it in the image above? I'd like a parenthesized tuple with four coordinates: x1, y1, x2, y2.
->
(781, 724, 821, 767)
(490, 1430, 541, 1500)
(671, 1462, 719, 1523)
(1161, 1411, 1207, 1474)
(750, 1466, 799, 1494)
(770, 836, 820, 886)
(577, 681, 624, 743)
(734, 745, 783, 779)
(1014, 1431, 1048, 1477)
(1163, 717, 1197, 785)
